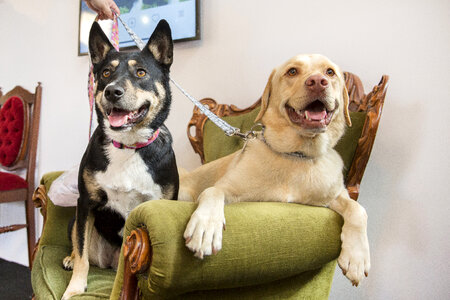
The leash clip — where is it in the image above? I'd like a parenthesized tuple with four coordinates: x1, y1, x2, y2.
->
(230, 123, 263, 141)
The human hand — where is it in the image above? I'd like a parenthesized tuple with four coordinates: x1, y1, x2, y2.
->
(85, 0, 120, 20)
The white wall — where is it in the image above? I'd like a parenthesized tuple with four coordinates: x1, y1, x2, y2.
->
(1, 0, 449, 298)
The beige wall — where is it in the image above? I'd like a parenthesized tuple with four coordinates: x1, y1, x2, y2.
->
(1, 0, 449, 298)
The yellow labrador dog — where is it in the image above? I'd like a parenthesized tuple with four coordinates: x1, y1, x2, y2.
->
(179, 54, 370, 286)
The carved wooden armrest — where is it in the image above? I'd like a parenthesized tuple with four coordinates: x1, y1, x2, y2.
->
(30, 184, 48, 266)
(120, 228, 152, 300)
(345, 75, 389, 200)
(32, 184, 48, 222)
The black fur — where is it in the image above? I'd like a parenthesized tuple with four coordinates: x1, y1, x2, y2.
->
(71, 20, 179, 266)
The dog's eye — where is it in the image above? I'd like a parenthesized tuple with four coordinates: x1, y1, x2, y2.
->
(136, 69, 146, 78)
(102, 69, 111, 78)
(287, 68, 298, 76)
(326, 68, 335, 76)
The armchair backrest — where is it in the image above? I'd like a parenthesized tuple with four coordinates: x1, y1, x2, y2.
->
(187, 72, 388, 200)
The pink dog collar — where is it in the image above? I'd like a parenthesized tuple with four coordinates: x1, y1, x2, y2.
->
(111, 129, 160, 150)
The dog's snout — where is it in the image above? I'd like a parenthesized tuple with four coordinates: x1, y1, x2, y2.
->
(104, 85, 124, 102)
(305, 74, 328, 92)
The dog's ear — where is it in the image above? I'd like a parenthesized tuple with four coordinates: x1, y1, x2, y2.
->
(89, 22, 116, 65)
(342, 85, 352, 127)
(144, 19, 173, 67)
(255, 69, 276, 122)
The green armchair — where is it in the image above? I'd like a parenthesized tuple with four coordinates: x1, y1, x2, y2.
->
(31, 72, 387, 299)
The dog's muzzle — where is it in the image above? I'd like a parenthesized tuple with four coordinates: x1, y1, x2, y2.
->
(106, 103, 150, 129)
(285, 99, 336, 130)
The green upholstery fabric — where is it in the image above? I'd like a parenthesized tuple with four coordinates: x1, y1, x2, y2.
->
(31, 172, 116, 300)
(181, 260, 337, 300)
(335, 112, 366, 178)
(111, 200, 342, 299)
(32, 245, 115, 299)
(38, 172, 74, 248)
(203, 107, 366, 180)
(203, 107, 261, 163)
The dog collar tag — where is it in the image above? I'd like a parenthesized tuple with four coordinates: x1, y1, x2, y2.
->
(112, 129, 160, 150)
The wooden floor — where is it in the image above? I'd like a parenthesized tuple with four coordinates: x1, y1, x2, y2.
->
(0, 258, 33, 300)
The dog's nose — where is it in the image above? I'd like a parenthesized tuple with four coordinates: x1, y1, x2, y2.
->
(104, 85, 124, 102)
(305, 74, 328, 92)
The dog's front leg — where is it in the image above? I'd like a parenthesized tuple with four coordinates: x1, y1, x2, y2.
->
(328, 190, 370, 286)
(61, 211, 94, 300)
(184, 187, 226, 259)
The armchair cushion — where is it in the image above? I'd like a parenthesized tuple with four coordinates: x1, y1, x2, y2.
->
(32, 245, 115, 299)
(111, 200, 343, 299)
(31, 172, 116, 299)
(0, 171, 27, 191)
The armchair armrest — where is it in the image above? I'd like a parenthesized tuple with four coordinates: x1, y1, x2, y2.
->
(113, 200, 343, 299)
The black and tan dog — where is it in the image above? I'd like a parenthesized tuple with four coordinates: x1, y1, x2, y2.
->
(62, 20, 178, 299)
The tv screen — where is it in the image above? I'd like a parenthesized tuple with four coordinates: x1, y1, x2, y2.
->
(78, 0, 200, 55)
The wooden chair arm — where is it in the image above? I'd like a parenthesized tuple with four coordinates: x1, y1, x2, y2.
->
(120, 228, 152, 300)
(30, 184, 48, 268)
(345, 75, 389, 200)
(32, 184, 48, 222)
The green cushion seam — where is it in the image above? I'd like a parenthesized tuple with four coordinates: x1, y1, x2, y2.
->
(40, 245, 58, 300)
(72, 292, 110, 299)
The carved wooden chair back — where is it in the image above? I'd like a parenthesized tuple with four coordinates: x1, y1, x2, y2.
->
(0, 83, 42, 266)
(187, 72, 388, 201)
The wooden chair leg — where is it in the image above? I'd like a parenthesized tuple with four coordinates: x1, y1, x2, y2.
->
(122, 258, 140, 300)
(25, 189, 36, 268)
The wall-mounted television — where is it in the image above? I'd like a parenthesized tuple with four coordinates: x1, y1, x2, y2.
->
(78, 0, 200, 56)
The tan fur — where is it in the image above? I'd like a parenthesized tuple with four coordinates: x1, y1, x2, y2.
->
(82, 170, 102, 202)
(88, 227, 120, 269)
(148, 44, 172, 65)
(149, 44, 161, 61)
(110, 59, 119, 68)
(180, 54, 369, 286)
(90, 41, 110, 64)
(62, 215, 94, 300)
(137, 82, 164, 126)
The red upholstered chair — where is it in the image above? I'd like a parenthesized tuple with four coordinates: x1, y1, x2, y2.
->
(0, 84, 42, 267)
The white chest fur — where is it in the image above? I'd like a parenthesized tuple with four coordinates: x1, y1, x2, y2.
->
(95, 144, 162, 218)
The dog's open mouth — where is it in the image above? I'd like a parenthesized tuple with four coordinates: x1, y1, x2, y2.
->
(106, 102, 150, 128)
(286, 100, 334, 129)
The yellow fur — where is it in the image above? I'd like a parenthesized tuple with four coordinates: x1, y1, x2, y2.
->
(180, 54, 370, 286)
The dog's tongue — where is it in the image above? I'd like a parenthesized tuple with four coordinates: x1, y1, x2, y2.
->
(108, 110, 131, 127)
(306, 110, 327, 121)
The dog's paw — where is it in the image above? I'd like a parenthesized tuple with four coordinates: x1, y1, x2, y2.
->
(183, 208, 225, 259)
(62, 255, 74, 271)
(61, 284, 87, 300)
(338, 232, 370, 286)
